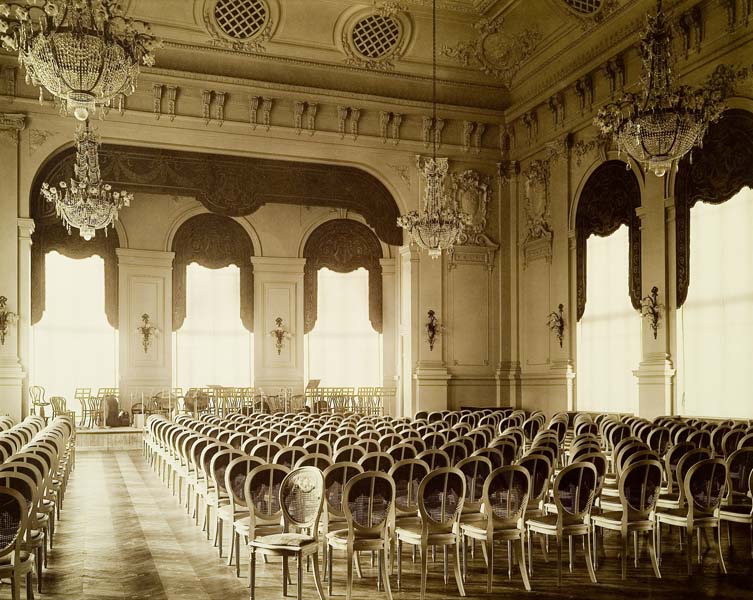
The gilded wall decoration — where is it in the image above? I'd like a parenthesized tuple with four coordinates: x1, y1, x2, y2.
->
(303, 219, 383, 334)
(171, 213, 254, 332)
(448, 169, 493, 246)
(575, 160, 642, 321)
(28, 129, 55, 155)
(441, 16, 542, 88)
(31, 144, 403, 246)
(675, 109, 753, 307)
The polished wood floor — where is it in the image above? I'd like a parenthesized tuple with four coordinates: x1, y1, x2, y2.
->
(28, 451, 753, 599)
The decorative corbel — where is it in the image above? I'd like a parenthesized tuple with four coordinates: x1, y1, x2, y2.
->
(462, 120, 474, 152)
(500, 123, 515, 158)
(338, 106, 349, 138)
(379, 111, 390, 143)
(261, 97, 273, 130)
(152, 84, 163, 119)
(746, 0, 752, 26)
(350, 107, 361, 140)
(165, 86, 178, 121)
(548, 93, 565, 129)
(214, 91, 226, 126)
(472, 122, 485, 153)
(306, 102, 318, 135)
(574, 74, 593, 115)
(391, 112, 402, 144)
(721, 0, 737, 31)
(604, 55, 625, 98)
(434, 118, 445, 148)
(249, 95, 260, 128)
(422, 116, 433, 148)
(679, 7, 702, 57)
(201, 90, 213, 124)
(293, 101, 305, 134)
(522, 110, 538, 142)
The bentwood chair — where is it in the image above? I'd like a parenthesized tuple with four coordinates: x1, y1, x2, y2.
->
(326, 471, 396, 600)
(0, 486, 36, 600)
(395, 467, 466, 600)
(249, 467, 327, 600)
(526, 462, 599, 584)
(591, 459, 663, 579)
(656, 458, 729, 575)
(720, 468, 753, 559)
(460, 465, 531, 592)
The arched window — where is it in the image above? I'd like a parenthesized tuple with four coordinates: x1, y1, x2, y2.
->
(171, 214, 254, 389)
(303, 219, 383, 387)
(675, 109, 753, 418)
(31, 252, 118, 407)
(575, 161, 642, 413)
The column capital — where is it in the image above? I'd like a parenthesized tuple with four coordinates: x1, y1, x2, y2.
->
(17, 218, 34, 241)
(0, 113, 25, 145)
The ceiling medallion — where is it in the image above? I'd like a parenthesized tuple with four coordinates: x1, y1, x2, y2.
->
(595, 0, 749, 177)
(398, 0, 469, 259)
(203, 0, 274, 52)
(0, 0, 160, 122)
(41, 121, 132, 240)
(441, 15, 542, 88)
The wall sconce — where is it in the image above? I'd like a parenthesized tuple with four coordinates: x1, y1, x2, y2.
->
(546, 303, 565, 348)
(136, 313, 159, 353)
(426, 309, 443, 351)
(270, 317, 292, 355)
(641, 286, 661, 339)
(0, 296, 18, 346)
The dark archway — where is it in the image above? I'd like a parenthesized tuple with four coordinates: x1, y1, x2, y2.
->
(171, 214, 254, 332)
(303, 219, 383, 334)
(575, 160, 642, 321)
(675, 109, 753, 306)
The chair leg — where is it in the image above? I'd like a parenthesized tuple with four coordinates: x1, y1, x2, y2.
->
(249, 549, 256, 600)
(686, 528, 694, 576)
(282, 556, 288, 597)
(312, 551, 326, 600)
(346, 543, 354, 600)
(327, 545, 334, 597)
(556, 536, 562, 585)
(297, 556, 303, 600)
(235, 532, 241, 577)
(716, 524, 727, 575)
(648, 529, 661, 579)
(26, 571, 33, 600)
(381, 549, 394, 600)
(419, 544, 428, 600)
(486, 537, 494, 593)
(397, 539, 402, 589)
(621, 531, 628, 580)
(227, 525, 234, 566)
(585, 532, 597, 584)
(518, 535, 531, 592)
(454, 541, 466, 597)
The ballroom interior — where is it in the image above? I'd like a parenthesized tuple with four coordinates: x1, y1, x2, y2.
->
(0, 0, 752, 599)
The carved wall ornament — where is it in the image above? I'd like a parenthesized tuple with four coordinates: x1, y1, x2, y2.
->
(165, 86, 178, 121)
(522, 110, 538, 142)
(574, 74, 594, 115)
(422, 116, 444, 149)
(548, 92, 566, 129)
(441, 16, 543, 88)
(379, 111, 402, 144)
(0, 113, 25, 145)
(391, 112, 402, 144)
(31, 143, 404, 247)
(249, 95, 261, 128)
(679, 6, 703, 57)
(28, 129, 55, 156)
(349, 107, 361, 140)
(675, 109, 753, 307)
(604, 55, 626, 98)
(152, 84, 163, 119)
(303, 219, 383, 334)
(214, 91, 227, 126)
(388, 163, 412, 190)
(572, 134, 608, 166)
(462, 121, 474, 152)
(499, 123, 515, 158)
(171, 213, 254, 332)
(203, 0, 275, 53)
(522, 159, 552, 244)
(721, 0, 737, 31)
(338, 106, 349, 138)
(448, 169, 493, 245)
(260, 97, 273, 130)
(201, 90, 212, 124)
(575, 160, 642, 321)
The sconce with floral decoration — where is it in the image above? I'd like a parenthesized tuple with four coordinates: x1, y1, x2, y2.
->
(546, 303, 565, 348)
(270, 317, 292, 355)
(0, 296, 18, 346)
(426, 309, 443, 351)
(641, 286, 661, 339)
(136, 313, 159, 353)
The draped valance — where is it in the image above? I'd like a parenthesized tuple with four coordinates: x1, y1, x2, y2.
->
(575, 160, 642, 321)
(303, 219, 383, 334)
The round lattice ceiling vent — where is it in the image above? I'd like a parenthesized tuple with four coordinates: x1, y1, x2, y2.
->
(563, 0, 603, 14)
(351, 13, 402, 59)
(213, 0, 269, 40)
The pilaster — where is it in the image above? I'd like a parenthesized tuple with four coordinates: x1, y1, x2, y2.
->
(380, 257, 399, 415)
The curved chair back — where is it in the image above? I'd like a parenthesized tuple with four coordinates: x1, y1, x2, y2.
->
(416, 449, 450, 470)
(342, 471, 395, 538)
(647, 427, 672, 456)
(244, 464, 291, 528)
(619, 459, 663, 518)
(386, 442, 417, 463)
(416, 467, 466, 534)
(483, 465, 530, 526)
(553, 462, 598, 521)
(389, 459, 430, 518)
(0, 487, 28, 564)
(280, 467, 324, 532)
(456, 455, 492, 513)
(685, 459, 728, 519)
(725, 447, 753, 500)
(518, 453, 552, 509)
(675, 448, 713, 506)
(295, 453, 333, 471)
(333, 444, 367, 464)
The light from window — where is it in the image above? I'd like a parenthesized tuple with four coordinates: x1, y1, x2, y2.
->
(173, 263, 253, 389)
(31, 251, 118, 412)
(305, 268, 382, 387)
(577, 225, 640, 413)
(680, 187, 753, 418)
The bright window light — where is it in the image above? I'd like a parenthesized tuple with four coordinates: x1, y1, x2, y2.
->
(680, 187, 753, 418)
(577, 225, 640, 413)
(305, 267, 382, 387)
(173, 263, 253, 389)
(31, 251, 118, 413)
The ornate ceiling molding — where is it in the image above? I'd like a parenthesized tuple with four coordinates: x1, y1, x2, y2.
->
(441, 16, 543, 88)
(31, 144, 403, 246)
(303, 219, 383, 334)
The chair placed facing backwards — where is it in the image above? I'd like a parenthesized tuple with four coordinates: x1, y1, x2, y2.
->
(248, 467, 326, 600)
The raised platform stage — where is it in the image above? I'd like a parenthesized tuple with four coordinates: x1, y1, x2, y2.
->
(76, 426, 143, 451)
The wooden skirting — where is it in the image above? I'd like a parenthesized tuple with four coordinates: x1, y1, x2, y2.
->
(76, 427, 143, 451)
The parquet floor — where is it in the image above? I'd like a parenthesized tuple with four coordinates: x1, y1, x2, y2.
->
(23, 451, 753, 599)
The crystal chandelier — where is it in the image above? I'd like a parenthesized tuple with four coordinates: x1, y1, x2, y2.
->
(0, 0, 160, 121)
(41, 121, 132, 240)
(594, 0, 733, 177)
(397, 0, 468, 258)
